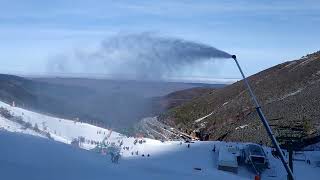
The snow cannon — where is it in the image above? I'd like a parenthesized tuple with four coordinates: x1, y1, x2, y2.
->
(231, 54, 295, 180)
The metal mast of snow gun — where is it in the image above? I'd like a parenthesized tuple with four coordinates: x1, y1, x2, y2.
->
(231, 55, 294, 180)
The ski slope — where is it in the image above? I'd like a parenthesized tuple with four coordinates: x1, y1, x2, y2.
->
(0, 101, 319, 180)
(0, 101, 128, 149)
(0, 131, 250, 180)
(0, 101, 176, 156)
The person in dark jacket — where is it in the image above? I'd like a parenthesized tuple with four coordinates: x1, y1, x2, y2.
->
(212, 145, 216, 152)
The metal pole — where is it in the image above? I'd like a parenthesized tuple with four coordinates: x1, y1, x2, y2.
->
(231, 55, 294, 180)
(288, 142, 294, 180)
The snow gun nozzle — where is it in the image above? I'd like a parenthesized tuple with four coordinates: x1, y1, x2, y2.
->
(231, 55, 237, 60)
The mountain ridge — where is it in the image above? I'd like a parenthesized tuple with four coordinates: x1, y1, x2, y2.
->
(159, 51, 320, 147)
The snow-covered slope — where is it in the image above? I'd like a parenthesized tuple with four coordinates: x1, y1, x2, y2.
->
(0, 101, 319, 180)
(0, 101, 180, 156)
(1, 131, 319, 180)
(0, 101, 121, 148)
(0, 131, 249, 180)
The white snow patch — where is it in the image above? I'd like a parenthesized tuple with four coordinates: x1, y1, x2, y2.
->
(194, 112, 213, 123)
(279, 88, 303, 101)
(235, 124, 249, 130)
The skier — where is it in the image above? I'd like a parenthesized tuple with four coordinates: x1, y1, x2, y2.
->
(271, 149, 279, 159)
(110, 153, 115, 163)
(307, 159, 311, 164)
(114, 154, 120, 163)
(187, 144, 190, 148)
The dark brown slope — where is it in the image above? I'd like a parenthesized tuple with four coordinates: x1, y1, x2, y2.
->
(151, 87, 219, 112)
(160, 51, 320, 147)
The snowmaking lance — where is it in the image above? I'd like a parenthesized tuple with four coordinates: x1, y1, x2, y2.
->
(231, 55, 295, 180)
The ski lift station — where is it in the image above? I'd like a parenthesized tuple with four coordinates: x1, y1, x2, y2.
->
(217, 143, 269, 175)
(243, 144, 269, 169)
(217, 144, 241, 173)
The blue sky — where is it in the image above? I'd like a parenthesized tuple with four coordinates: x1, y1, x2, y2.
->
(1, 0, 320, 82)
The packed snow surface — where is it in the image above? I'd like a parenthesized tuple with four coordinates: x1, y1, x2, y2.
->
(0, 101, 319, 180)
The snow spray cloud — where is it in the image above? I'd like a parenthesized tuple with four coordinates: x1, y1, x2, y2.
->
(47, 33, 231, 80)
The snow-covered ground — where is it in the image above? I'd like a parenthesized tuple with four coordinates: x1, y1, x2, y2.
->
(0, 101, 175, 156)
(0, 131, 248, 180)
(0, 101, 319, 180)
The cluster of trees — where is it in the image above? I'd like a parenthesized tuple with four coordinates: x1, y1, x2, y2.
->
(0, 107, 52, 139)
(0, 107, 13, 119)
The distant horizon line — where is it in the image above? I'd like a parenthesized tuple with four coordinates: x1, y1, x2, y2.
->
(1, 72, 239, 85)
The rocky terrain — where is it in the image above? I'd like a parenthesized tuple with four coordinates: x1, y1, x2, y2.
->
(160, 51, 320, 148)
(150, 87, 221, 113)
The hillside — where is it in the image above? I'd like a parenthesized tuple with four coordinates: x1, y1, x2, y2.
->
(0, 75, 220, 131)
(150, 87, 221, 113)
(160, 51, 320, 147)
